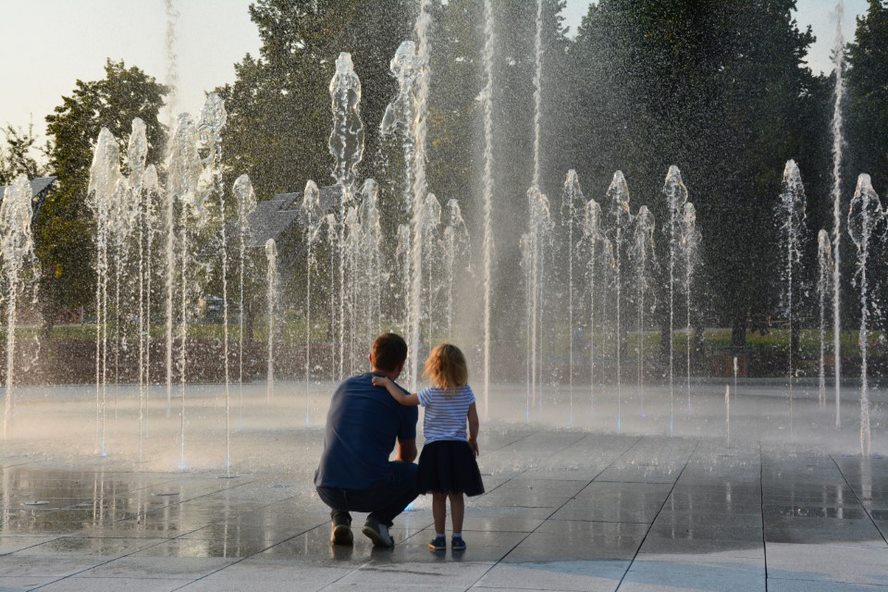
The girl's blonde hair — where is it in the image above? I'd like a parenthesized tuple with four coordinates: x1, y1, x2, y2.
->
(423, 343, 468, 390)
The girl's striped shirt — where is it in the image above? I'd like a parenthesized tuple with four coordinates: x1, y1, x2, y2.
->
(417, 385, 475, 443)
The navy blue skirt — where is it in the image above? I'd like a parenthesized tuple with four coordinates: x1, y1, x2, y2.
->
(417, 440, 485, 496)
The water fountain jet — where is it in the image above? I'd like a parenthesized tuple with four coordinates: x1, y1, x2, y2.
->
(817, 230, 834, 407)
(127, 119, 148, 460)
(442, 199, 470, 339)
(329, 52, 365, 380)
(480, 0, 495, 419)
(265, 239, 278, 404)
(776, 160, 807, 426)
(830, 0, 846, 428)
(234, 174, 256, 419)
(606, 172, 631, 432)
(847, 173, 882, 457)
(662, 166, 688, 433)
(631, 205, 656, 416)
(300, 180, 322, 426)
(581, 198, 603, 412)
(87, 128, 123, 456)
(0, 175, 37, 440)
(561, 171, 584, 425)
(680, 202, 701, 411)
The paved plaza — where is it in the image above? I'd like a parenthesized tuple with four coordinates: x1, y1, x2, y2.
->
(1, 425, 886, 592)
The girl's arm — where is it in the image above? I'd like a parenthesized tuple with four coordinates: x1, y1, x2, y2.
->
(371, 376, 420, 406)
(467, 402, 480, 456)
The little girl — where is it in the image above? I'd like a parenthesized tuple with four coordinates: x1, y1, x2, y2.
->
(372, 343, 484, 551)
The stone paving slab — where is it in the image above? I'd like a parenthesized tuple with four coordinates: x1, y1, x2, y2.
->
(767, 578, 888, 591)
(1, 430, 887, 591)
(37, 577, 193, 592)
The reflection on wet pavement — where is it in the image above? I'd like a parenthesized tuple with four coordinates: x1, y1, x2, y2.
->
(0, 430, 886, 591)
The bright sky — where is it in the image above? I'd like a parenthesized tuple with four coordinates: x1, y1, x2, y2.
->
(0, 0, 867, 151)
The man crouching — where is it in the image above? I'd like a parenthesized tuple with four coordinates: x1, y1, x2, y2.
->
(314, 333, 418, 547)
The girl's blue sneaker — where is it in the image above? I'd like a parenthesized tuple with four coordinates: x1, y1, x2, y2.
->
(451, 536, 466, 551)
(428, 535, 446, 551)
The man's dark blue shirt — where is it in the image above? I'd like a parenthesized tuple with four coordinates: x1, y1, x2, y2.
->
(315, 372, 418, 490)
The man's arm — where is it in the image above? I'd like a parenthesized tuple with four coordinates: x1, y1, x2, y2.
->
(394, 438, 417, 463)
(371, 376, 420, 406)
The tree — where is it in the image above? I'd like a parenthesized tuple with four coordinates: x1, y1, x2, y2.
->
(847, 0, 888, 196)
(846, 0, 888, 331)
(38, 60, 167, 328)
(0, 124, 44, 184)
(568, 0, 817, 352)
(217, 0, 415, 201)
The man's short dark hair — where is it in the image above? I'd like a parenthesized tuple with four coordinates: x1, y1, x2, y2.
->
(371, 333, 408, 372)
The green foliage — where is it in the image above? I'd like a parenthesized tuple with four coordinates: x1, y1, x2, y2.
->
(847, 0, 888, 197)
(566, 0, 817, 347)
(217, 0, 415, 201)
(25, 1, 878, 356)
(0, 124, 44, 184)
(38, 60, 167, 324)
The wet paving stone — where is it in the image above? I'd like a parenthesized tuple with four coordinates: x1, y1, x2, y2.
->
(0, 429, 886, 591)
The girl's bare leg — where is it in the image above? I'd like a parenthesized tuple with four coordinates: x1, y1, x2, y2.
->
(432, 493, 447, 534)
(448, 493, 465, 534)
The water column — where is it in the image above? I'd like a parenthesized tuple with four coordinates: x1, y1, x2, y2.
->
(830, 1, 846, 428)
(396, 224, 411, 309)
(581, 198, 603, 412)
(776, 160, 807, 424)
(343, 206, 362, 372)
(522, 187, 552, 412)
(324, 213, 337, 376)
(847, 174, 881, 457)
(607, 172, 631, 433)
(480, 0, 495, 419)
(91, 127, 138, 426)
(233, 175, 256, 416)
(663, 166, 688, 434)
(300, 180, 321, 426)
(127, 119, 148, 460)
(520, 233, 532, 422)
(142, 165, 160, 435)
(360, 180, 383, 349)
(422, 193, 442, 343)
(525, 0, 547, 406)
(381, 41, 419, 335)
(197, 93, 232, 475)
(631, 206, 656, 416)
(561, 171, 584, 425)
(164, 129, 177, 416)
(328, 52, 364, 380)
(165, 114, 203, 470)
(265, 239, 278, 403)
(409, 0, 433, 390)
(163, 0, 179, 130)
(0, 175, 37, 439)
(87, 129, 123, 456)
(725, 385, 731, 447)
(161, 0, 178, 415)
(680, 202, 701, 411)
(110, 129, 139, 418)
(817, 230, 834, 407)
(531, 0, 543, 188)
(442, 199, 470, 339)
(733, 357, 739, 398)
